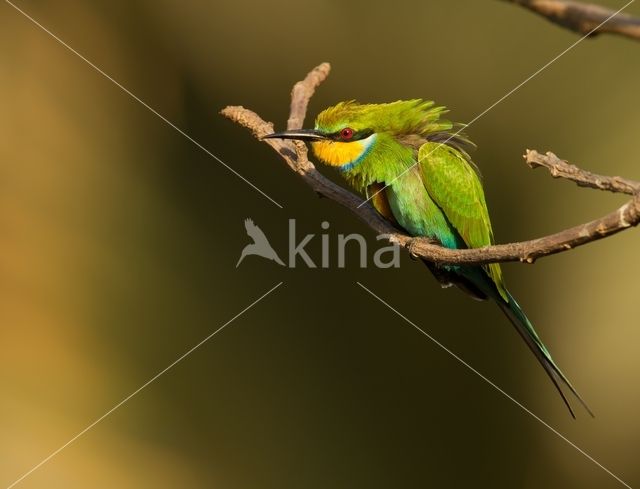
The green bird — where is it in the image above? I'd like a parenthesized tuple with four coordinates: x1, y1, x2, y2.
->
(265, 99, 592, 417)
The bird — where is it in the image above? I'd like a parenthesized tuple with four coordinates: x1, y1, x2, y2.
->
(236, 218, 285, 268)
(264, 99, 592, 417)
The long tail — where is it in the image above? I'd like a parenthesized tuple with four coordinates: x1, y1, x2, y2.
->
(496, 291, 593, 418)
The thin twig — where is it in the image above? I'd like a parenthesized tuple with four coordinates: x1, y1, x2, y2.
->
(221, 63, 640, 266)
(288, 62, 331, 130)
(525, 150, 640, 194)
(502, 0, 640, 41)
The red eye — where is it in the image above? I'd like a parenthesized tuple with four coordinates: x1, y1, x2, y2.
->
(340, 127, 354, 140)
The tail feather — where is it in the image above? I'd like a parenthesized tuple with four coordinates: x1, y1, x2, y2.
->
(497, 291, 593, 418)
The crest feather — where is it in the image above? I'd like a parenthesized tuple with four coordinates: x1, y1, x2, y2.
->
(315, 99, 454, 136)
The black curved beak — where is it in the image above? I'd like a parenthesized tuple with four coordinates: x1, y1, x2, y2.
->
(262, 129, 328, 141)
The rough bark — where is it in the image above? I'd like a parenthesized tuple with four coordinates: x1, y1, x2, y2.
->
(502, 0, 640, 41)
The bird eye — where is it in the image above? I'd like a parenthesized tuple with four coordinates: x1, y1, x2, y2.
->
(340, 127, 354, 140)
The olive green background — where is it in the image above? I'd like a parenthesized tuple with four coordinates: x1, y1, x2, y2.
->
(1, 0, 639, 487)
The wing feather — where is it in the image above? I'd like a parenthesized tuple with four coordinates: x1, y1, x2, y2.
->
(417, 142, 507, 300)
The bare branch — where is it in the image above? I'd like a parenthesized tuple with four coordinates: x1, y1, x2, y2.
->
(397, 194, 640, 265)
(502, 0, 640, 42)
(221, 63, 640, 266)
(288, 62, 331, 130)
(525, 149, 640, 194)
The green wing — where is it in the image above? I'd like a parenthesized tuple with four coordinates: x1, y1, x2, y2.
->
(417, 142, 507, 300)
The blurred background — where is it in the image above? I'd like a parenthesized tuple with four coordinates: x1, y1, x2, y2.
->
(1, 0, 639, 487)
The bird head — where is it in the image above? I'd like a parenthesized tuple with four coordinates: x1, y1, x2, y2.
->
(263, 100, 454, 172)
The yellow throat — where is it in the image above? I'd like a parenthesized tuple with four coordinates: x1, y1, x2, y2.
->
(311, 134, 377, 169)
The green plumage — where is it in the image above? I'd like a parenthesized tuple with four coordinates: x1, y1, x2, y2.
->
(266, 99, 591, 417)
(418, 142, 507, 301)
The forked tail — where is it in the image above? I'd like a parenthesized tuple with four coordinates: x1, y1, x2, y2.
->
(496, 292, 594, 418)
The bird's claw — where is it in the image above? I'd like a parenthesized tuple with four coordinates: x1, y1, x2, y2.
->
(407, 238, 421, 260)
